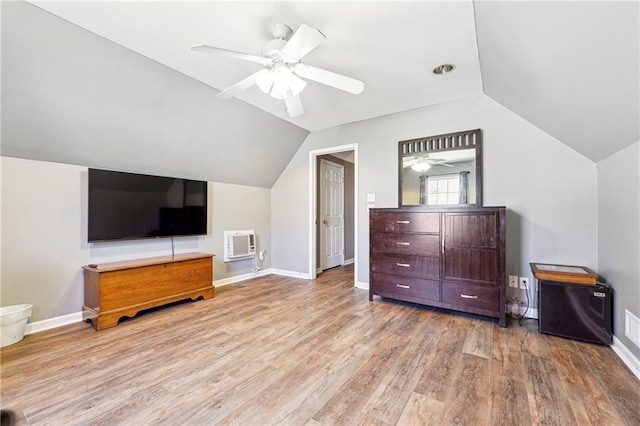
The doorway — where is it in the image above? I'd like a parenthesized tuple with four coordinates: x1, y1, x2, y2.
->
(308, 144, 358, 285)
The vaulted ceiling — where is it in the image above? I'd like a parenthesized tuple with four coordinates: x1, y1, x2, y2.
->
(475, 1, 638, 162)
(25, 1, 485, 133)
(4, 1, 638, 181)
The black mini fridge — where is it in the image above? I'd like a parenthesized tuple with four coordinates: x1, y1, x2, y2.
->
(538, 280, 612, 345)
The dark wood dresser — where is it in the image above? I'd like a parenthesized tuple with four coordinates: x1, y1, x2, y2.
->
(369, 207, 506, 326)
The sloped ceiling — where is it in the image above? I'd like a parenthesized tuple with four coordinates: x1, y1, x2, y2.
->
(474, 1, 639, 162)
(3, 0, 639, 185)
(25, 0, 484, 132)
(1, 1, 309, 188)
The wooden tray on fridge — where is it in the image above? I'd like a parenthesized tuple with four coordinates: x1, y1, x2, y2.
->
(529, 263, 598, 285)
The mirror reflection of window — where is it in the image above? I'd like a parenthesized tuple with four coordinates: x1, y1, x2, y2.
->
(420, 172, 468, 205)
(431, 174, 460, 205)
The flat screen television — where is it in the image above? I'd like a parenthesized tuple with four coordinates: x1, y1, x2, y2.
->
(88, 168, 208, 242)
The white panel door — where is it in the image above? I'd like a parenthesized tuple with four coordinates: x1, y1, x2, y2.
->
(320, 159, 344, 270)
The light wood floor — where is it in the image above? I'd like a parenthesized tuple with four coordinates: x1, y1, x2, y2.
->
(2, 265, 639, 425)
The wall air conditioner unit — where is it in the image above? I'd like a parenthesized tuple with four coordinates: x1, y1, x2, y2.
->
(224, 230, 256, 262)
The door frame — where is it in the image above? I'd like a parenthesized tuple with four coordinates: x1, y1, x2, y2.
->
(308, 143, 358, 285)
(319, 158, 345, 271)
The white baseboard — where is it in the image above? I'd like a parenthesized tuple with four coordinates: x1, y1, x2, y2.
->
(356, 281, 369, 290)
(611, 336, 640, 380)
(214, 269, 272, 287)
(215, 268, 315, 287)
(343, 258, 354, 266)
(25, 311, 83, 335)
(269, 268, 312, 279)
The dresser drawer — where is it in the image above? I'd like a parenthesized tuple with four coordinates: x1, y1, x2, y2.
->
(441, 282, 499, 311)
(372, 273, 440, 302)
(372, 233, 440, 256)
(371, 253, 440, 279)
(371, 212, 439, 233)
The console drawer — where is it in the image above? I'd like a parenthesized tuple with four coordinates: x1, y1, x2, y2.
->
(371, 212, 439, 233)
(371, 253, 440, 279)
(372, 233, 440, 256)
(372, 273, 440, 302)
(441, 281, 499, 311)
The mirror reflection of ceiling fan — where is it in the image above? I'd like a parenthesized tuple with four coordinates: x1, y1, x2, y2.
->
(191, 23, 365, 118)
(403, 155, 454, 172)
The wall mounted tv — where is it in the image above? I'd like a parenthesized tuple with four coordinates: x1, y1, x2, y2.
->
(88, 168, 208, 242)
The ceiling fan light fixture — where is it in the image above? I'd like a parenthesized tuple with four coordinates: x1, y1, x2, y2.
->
(270, 77, 290, 99)
(411, 161, 432, 173)
(255, 69, 274, 94)
(433, 64, 455, 75)
(258, 65, 307, 99)
(282, 70, 307, 97)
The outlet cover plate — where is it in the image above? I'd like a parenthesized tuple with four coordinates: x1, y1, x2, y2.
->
(519, 277, 529, 289)
(509, 275, 519, 288)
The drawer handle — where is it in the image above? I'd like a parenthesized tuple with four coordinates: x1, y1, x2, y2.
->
(396, 242, 410, 246)
(396, 263, 411, 267)
(396, 220, 410, 224)
(461, 294, 478, 299)
(396, 284, 411, 289)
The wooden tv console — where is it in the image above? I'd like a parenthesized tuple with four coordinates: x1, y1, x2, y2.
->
(82, 252, 214, 330)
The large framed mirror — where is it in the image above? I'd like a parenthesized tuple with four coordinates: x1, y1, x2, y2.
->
(398, 128, 482, 207)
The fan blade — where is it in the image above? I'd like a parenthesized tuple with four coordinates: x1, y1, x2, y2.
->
(216, 69, 269, 99)
(191, 44, 272, 65)
(403, 158, 419, 168)
(280, 24, 326, 62)
(430, 160, 454, 167)
(284, 94, 304, 117)
(294, 64, 364, 94)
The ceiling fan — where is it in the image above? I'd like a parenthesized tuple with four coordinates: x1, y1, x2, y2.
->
(191, 23, 364, 118)
(404, 155, 454, 172)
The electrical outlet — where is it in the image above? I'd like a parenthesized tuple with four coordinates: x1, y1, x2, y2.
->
(509, 275, 519, 288)
(519, 277, 529, 290)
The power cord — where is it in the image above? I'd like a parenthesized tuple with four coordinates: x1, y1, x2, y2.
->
(252, 250, 265, 273)
(519, 278, 530, 326)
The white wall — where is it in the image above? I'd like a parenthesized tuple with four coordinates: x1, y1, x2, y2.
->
(271, 96, 598, 307)
(0, 157, 271, 322)
(2, 158, 89, 322)
(598, 141, 640, 359)
(210, 182, 271, 279)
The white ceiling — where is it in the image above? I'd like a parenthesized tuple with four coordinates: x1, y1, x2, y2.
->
(474, 0, 639, 162)
(26, 0, 639, 162)
(28, 0, 484, 132)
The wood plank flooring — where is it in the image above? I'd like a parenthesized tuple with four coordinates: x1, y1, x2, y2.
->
(2, 265, 639, 425)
